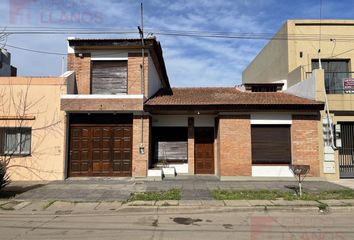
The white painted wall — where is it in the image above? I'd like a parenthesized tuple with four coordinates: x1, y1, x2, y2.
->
(251, 113, 292, 125)
(195, 115, 215, 127)
(152, 115, 187, 127)
(252, 165, 294, 177)
(152, 115, 215, 127)
(148, 55, 162, 98)
(284, 71, 316, 100)
(168, 163, 189, 174)
(90, 50, 128, 60)
(275, 79, 288, 90)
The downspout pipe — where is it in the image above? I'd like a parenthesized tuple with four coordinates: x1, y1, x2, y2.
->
(322, 78, 337, 151)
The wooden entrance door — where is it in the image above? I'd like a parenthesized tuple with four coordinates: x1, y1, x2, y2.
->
(69, 125, 132, 177)
(112, 126, 133, 176)
(195, 127, 215, 174)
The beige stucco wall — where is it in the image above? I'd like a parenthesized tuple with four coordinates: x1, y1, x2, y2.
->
(0, 77, 67, 181)
(242, 22, 289, 84)
(243, 20, 354, 88)
(288, 20, 354, 78)
(327, 94, 354, 111)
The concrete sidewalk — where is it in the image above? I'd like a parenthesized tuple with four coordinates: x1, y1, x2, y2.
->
(3, 177, 348, 202)
(332, 179, 354, 190)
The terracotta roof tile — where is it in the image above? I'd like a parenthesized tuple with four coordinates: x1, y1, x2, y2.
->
(145, 88, 324, 110)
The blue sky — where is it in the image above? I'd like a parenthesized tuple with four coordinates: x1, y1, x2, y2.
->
(1, 0, 354, 87)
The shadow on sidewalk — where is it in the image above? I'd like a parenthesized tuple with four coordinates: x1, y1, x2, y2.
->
(0, 183, 46, 199)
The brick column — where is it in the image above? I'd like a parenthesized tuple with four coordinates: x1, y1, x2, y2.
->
(219, 115, 252, 176)
(67, 53, 75, 71)
(67, 53, 91, 94)
(127, 53, 149, 96)
(132, 115, 150, 177)
(291, 115, 320, 176)
(215, 117, 220, 176)
(188, 117, 195, 175)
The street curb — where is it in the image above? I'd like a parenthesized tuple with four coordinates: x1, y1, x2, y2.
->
(1, 199, 354, 214)
(327, 206, 354, 213)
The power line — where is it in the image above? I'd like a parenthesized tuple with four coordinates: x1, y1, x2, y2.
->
(2, 31, 354, 42)
(3, 27, 354, 57)
(3, 26, 354, 37)
(6, 44, 66, 56)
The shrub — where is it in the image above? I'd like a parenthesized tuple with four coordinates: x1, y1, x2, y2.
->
(0, 161, 10, 190)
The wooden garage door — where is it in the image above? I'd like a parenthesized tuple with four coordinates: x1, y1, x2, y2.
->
(69, 125, 132, 177)
(195, 127, 215, 174)
(251, 125, 291, 164)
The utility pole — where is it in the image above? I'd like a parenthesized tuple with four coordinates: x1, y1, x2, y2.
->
(138, 3, 145, 155)
(138, 3, 145, 96)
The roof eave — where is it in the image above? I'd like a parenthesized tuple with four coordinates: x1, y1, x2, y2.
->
(144, 104, 325, 111)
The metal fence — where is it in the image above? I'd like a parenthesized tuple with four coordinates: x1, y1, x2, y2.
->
(339, 123, 354, 178)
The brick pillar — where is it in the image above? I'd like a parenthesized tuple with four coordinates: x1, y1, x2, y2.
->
(219, 115, 252, 176)
(67, 53, 75, 71)
(127, 53, 148, 96)
(215, 117, 220, 177)
(67, 53, 91, 94)
(132, 115, 150, 177)
(188, 117, 195, 175)
(291, 115, 320, 176)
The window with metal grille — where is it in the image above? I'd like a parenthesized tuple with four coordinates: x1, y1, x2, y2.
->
(312, 59, 350, 94)
(0, 128, 31, 156)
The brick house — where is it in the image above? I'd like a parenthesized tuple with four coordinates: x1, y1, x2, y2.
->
(0, 37, 324, 181)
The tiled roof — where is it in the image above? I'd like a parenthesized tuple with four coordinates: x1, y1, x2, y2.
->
(145, 88, 324, 110)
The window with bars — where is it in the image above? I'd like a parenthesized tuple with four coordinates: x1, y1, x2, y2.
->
(0, 128, 31, 156)
(312, 59, 350, 94)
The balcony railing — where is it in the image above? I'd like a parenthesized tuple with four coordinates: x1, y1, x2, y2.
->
(306, 72, 354, 94)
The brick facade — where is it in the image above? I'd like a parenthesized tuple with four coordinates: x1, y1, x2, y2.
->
(127, 53, 149, 96)
(61, 98, 144, 111)
(291, 115, 320, 176)
(67, 52, 150, 97)
(67, 53, 91, 94)
(188, 117, 195, 174)
(67, 53, 75, 72)
(132, 115, 150, 177)
(218, 115, 252, 176)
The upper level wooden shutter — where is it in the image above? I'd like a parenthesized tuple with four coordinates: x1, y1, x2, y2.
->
(91, 61, 127, 94)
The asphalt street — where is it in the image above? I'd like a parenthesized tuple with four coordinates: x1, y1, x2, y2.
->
(0, 207, 353, 240)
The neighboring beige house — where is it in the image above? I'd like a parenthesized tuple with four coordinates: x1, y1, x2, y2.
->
(243, 20, 354, 180)
(0, 75, 71, 180)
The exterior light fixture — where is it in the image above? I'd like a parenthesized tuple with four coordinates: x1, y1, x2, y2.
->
(139, 145, 145, 155)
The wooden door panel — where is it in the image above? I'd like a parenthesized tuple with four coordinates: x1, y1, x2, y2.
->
(69, 127, 91, 176)
(195, 128, 215, 174)
(69, 125, 132, 177)
(112, 126, 132, 175)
